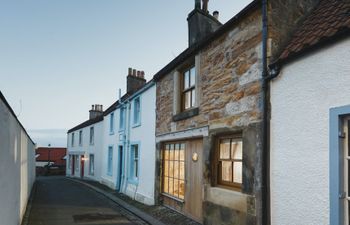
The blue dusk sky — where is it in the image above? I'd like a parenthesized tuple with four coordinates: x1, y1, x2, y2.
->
(0, 0, 252, 147)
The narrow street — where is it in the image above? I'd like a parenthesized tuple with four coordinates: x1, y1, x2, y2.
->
(27, 177, 147, 225)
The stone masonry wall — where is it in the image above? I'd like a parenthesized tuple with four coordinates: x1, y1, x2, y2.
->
(156, 9, 263, 135)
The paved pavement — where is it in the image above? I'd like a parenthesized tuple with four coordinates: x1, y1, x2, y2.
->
(26, 177, 147, 225)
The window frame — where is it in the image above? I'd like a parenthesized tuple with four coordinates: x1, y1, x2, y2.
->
(181, 66, 196, 111)
(107, 146, 113, 176)
(79, 130, 83, 146)
(133, 97, 141, 127)
(90, 126, 94, 145)
(213, 134, 243, 190)
(109, 112, 115, 135)
(119, 107, 126, 132)
(129, 143, 140, 183)
(71, 133, 75, 147)
(89, 154, 94, 176)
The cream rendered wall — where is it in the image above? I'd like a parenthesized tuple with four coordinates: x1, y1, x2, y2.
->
(270, 37, 350, 225)
(126, 84, 156, 205)
(0, 98, 36, 225)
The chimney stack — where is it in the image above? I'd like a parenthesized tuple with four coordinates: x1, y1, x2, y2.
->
(187, 0, 221, 46)
(202, 0, 208, 12)
(89, 104, 103, 119)
(127, 67, 146, 94)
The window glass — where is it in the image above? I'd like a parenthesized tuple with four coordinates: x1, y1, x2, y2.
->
(184, 71, 190, 89)
(220, 139, 231, 159)
(133, 98, 141, 125)
(107, 146, 113, 175)
(221, 161, 233, 182)
(90, 127, 94, 144)
(232, 140, 242, 160)
(233, 162, 242, 183)
(191, 89, 196, 107)
(131, 144, 139, 179)
(185, 91, 191, 109)
(110, 113, 114, 133)
(162, 142, 186, 200)
(190, 67, 196, 86)
(89, 154, 94, 175)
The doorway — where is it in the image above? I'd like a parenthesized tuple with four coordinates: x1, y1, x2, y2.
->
(161, 139, 203, 223)
(117, 145, 123, 191)
(80, 155, 84, 178)
(72, 155, 75, 176)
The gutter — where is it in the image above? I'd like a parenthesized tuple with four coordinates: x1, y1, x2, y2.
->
(261, 0, 270, 224)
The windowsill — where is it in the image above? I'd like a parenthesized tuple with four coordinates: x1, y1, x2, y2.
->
(107, 172, 112, 177)
(109, 131, 115, 135)
(132, 123, 141, 128)
(118, 129, 125, 133)
(89, 143, 94, 146)
(172, 107, 199, 122)
(127, 178, 139, 185)
(161, 193, 185, 203)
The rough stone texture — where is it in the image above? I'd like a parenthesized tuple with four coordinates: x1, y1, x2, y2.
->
(268, 0, 320, 61)
(156, 8, 264, 225)
(156, 9, 263, 136)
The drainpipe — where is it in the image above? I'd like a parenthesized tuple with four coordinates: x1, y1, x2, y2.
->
(261, 0, 270, 224)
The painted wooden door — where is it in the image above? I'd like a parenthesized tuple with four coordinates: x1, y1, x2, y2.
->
(80, 155, 84, 178)
(72, 155, 75, 176)
(185, 139, 203, 222)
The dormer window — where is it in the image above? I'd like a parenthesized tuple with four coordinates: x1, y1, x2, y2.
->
(182, 66, 196, 111)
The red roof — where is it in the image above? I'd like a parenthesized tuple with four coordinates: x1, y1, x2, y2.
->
(36, 147, 67, 166)
(279, 0, 350, 62)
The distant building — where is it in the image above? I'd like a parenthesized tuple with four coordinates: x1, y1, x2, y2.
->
(66, 105, 104, 181)
(35, 147, 67, 175)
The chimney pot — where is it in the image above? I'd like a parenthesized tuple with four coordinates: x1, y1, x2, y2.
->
(213, 11, 219, 20)
(128, 68, 132, 75)
(132, 69, 136, 76)
(141, 71, 145, 79)
(137, 71, 141, 77)
(92, 105, 95, 110)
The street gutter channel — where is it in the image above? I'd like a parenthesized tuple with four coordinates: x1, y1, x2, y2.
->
(66, 177, 166, 225)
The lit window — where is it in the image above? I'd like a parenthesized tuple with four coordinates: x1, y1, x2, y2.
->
(110, 113, 114, 134)
(182, 66, 196, 110)
(89, 154, 94, 175)
(107, 146, 113, 176)
(130, 144, 139, 180)
(162, 143, 185, 200)
(90, 127, 94, 145)
(215, 136, 243, 189)
(79, 130, 83, 146)
(133, 97, 141, 126)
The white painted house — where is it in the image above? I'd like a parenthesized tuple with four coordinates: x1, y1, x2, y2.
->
(101, 68, 156, 205)
(0, 91, 36, 225)
(66, 104, 104, 182)
(269, 1, 350, 224)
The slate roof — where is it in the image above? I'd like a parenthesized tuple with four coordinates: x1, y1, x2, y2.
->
(67, 115, 103, 133)
(278, 0, 350, 63)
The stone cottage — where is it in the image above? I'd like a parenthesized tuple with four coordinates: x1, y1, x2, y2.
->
(152, 0, 320, 224)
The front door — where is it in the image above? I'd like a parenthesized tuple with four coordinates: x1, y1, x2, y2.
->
(72, 155, 75, 176)
(161, 139, 203, 223)
(117, 145, 123, 191)
(185, 139, 203, 222)
(80, 155, 84, 178)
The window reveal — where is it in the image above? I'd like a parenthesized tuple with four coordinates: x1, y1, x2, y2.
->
(162, 143, 185, 200)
